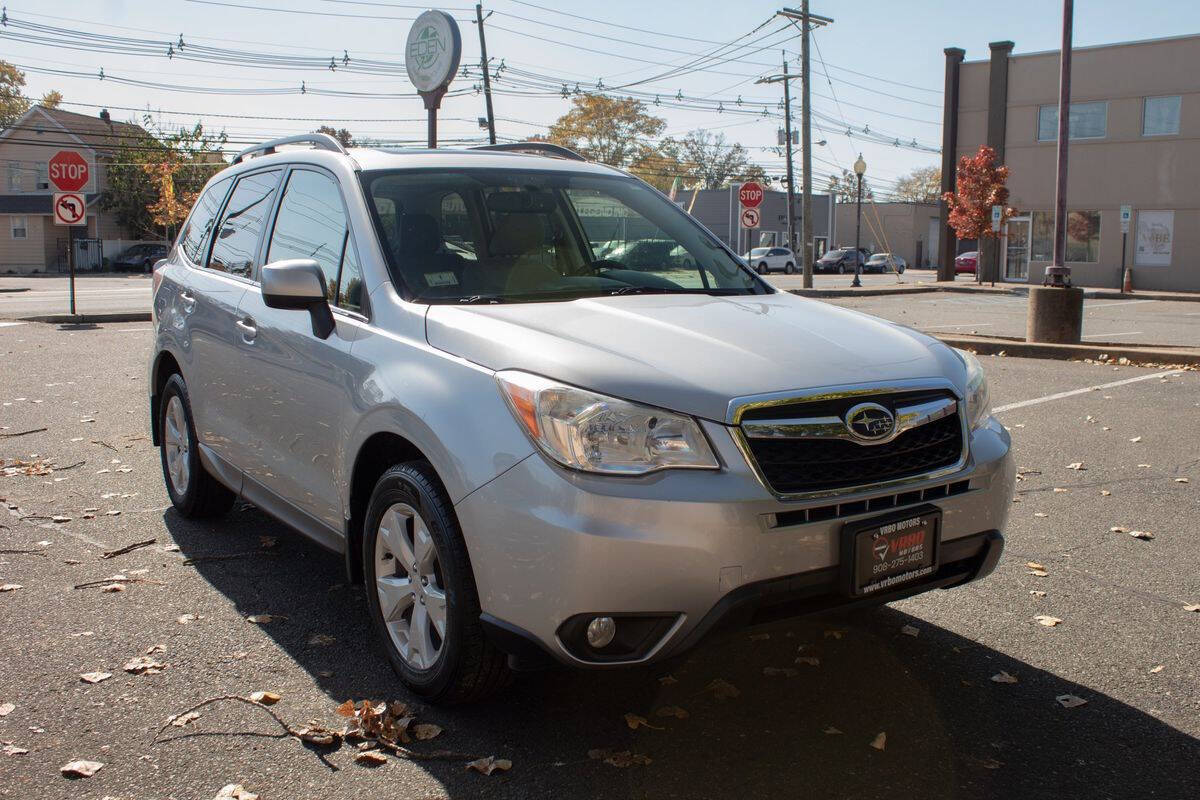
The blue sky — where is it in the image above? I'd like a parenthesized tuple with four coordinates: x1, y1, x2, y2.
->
(6, 0, 1199, 195)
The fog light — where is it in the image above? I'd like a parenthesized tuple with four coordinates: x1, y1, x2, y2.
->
(586, 616, 616, 648)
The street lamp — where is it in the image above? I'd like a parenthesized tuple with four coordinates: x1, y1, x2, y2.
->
(851, 153, 866, 288)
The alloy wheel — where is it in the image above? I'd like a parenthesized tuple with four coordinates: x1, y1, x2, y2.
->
(163, 395, 190, 495)
(374, 503, 447, 670)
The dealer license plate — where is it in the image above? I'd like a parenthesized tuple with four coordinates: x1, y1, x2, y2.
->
(843, 508, 941, 596)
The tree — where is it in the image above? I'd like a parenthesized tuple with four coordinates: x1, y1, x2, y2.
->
(0, 60, 28, 128)
(892, 165, 941, 203)
(316, 125, 354, 147)
(101, 118, 228, 239)
(942, 145, 1013, 242)
(40, 90, 63, 110)
(827, 169, 873, 203)
(661, 130, 763, 190)
(544, 94, 665, 169)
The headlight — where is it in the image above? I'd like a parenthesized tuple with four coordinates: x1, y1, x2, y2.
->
(496, 370, 719, 475)
(957, 349, 991, 430)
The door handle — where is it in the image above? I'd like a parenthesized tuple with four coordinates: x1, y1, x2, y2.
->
(235, 317, 258, 343)
(178, 290, 196, 313)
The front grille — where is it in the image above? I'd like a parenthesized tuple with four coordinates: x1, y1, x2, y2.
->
(741, 393, 964, 495)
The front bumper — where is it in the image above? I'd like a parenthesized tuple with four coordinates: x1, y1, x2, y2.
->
(455, 416, 1014, 668)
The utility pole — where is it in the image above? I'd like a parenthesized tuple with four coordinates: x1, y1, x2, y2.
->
(778, 4, 832, 288)
(475, 3, 497, 144)
(781, 55, 797, 259)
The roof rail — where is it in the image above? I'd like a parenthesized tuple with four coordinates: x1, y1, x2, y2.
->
(233, 132, 347, 164)
(470, 141, 586, 161)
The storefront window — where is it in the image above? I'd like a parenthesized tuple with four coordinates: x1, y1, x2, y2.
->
(1037, 102, 1107, 141)
(1029, 210, 1100, 263)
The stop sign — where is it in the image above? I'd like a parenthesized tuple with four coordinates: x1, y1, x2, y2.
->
(738, 181, 763, 208)
(48, 151, 89, 192)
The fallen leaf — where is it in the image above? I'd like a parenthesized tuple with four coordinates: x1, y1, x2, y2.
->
(2, 744, 28, 756)
(1055, 694, 1087, 708)
(1175, 477, 1190, 484)
(1033, 512, 1048, 519)
(1129, 436, 1142, 443)
(249, 691, 280, 706)
(245, 614, 276, 624)
(591, 749, 651, 768)
(900, 624, 920, 637)
(100, 583, 125, 593)
(466, 756, 512, 775)
(748, 632, 770, 641)
(355, 750, 389, 766)
(413, 723, 442, 740)
(1137, 463, 1151, 468)
(1033, 615, 1063, 627)
(1100, 490, 1112, 496)
(171, 711, 201, 728)
(293, 725, 340, 746)
(1028, 570, 1049, 577)
(1053, 487, 1068, 493)
(51, 515, 71, 523)
(869, 732, 887, 751)
(214, 784, 259, 800)
(823, 726, 842, 735)
(1148, 665, 1165, 674)
(1066, 462, 1086, 471)
(623, 712, 663, 730)
(80, 672, 112, 684)
(307, 633, 336, 646)
(1030, 590, 1047, 598)
(60, 759, 104, 777)
(794, 656, 820, 667)
(164, 544, 180, 552)
(1025, 561, 1046, 571)
(1, 584, 24, 592)
(123, 656, 166, 674)
(990, 671, 1018, 684)
(762, 666, 798, 677)
(1128, 530, 1154, 540)
(335, 700, 357, 717)
(1110, 526, 1128, 533)
(0, 702, 14, 716)
(704, 679, 740, 699)
(176, 614, 198, 624)
(1185, 604, 1200, 613)
(655, 705, 689, 720)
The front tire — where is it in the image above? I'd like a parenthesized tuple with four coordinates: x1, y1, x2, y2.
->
(363, 462, 511, 704)
(837, 263, 847, 274)
(757, 262, 768, 274)
(784, 262, 795, 274)
(159, 374, 235, 518)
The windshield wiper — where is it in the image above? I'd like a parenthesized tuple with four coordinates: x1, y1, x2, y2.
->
(608, 286, 673, 296)
(456, 294, 506, 304)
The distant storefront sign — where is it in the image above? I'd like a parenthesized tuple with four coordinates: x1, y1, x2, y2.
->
(1135, 210, 1173, 266)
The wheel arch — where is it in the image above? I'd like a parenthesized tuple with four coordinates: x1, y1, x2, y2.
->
(149, 349, 183, 446)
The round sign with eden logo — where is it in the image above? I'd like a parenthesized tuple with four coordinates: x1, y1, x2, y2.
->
(405, 9, 462, 94)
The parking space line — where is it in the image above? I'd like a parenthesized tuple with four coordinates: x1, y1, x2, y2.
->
(993, 370, 1183, 414)
(1086, 299, 1155, 309)
(920, 323, 994, 330)
(1080, 331, 1144, 339)
(0, 321, 27, 328)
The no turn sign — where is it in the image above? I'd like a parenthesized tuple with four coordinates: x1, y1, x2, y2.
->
(53, 192, 87, 226)
(740, 207, 761, 229)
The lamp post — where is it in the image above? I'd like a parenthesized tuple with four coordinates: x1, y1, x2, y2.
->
(851, 153, 866, 288)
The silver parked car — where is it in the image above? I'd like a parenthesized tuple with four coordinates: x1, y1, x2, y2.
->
(149, 135, 1013, 704)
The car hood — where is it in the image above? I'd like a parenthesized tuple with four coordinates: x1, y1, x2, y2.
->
(424, 292, 964, 422)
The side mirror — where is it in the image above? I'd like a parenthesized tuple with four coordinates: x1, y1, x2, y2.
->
(261, 259, 335, 339)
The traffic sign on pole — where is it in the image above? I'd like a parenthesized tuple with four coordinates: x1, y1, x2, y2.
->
(53, 192, 87, 226)
(991, 204, 1003, 233)
(740, 207, 761, 229)
(738, 181, 764, 209)
(48, 151, 89, 192)
(1120, 204, 1132, 234)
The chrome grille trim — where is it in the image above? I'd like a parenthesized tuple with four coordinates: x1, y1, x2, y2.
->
(742, 395, 957, 446)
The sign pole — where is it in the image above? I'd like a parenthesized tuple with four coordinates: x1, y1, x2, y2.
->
(421, 87, 448, 149)
(406, 10, 462, 151)
(68, 229, 76, 316)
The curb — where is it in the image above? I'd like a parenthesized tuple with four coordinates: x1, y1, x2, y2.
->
(0, 287, 30, 294)
(19, 312, 152, 324)
(935, 334, 1200, 366)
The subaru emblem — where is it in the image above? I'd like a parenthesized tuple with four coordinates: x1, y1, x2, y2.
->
(844, 402, 896, 442)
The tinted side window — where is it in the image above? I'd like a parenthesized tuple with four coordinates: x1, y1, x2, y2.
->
(209, 170, 281, 278)
(178, 177, 231, 265)
(267, 169, 363, 313)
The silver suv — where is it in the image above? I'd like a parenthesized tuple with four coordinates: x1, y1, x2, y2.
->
(149, 134, 1014, 703)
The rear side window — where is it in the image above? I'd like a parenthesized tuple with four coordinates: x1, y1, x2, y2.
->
(267, 168, 364, 314)
(208, 170, 281, 278)
(178, 177, 231, 265)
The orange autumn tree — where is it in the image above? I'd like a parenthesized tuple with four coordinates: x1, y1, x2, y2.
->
(143, 157, 198, 241)
(943, 145, 1015, 243)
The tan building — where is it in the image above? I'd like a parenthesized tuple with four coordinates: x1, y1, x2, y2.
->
(0, 106, 147, 273)
(939, 34, 1199, 291)
(834, 201, 940, 268)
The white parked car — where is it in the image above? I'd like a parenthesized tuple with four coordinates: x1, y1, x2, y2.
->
(865, 253, 906, 274)
(743, 246, 796, 274)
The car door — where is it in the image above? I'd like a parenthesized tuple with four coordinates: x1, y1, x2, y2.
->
(232, 166, 371, 536)
(168, 175, 252, 470)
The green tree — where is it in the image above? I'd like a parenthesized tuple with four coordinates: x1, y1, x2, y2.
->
(0, 60, 29, 128)
(316, 125, 354, 147)
(544, 94, 665, 168)
(892, 165, 941, 203)
(827, 169, 874, 203)
(101, 118, 228, 239)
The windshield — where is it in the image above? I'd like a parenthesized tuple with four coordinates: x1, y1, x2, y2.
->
(360, 168, 765, 303)
(750, 248, 770, 255)
(821, 249, 847, 260)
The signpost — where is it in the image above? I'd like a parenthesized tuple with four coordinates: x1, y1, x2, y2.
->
(1119, 204, 1132, 290)
(991, 204, 1003, 233)
(53, 191, 87, 316)
(49, 151, 89, 192)
(405, 10, 462, 149)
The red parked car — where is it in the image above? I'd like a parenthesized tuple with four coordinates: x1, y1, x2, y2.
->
(955, 251, 978, 274)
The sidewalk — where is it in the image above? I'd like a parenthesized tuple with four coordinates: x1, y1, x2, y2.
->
(782, 278, 1200, 303)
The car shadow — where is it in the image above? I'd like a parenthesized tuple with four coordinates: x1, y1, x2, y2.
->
(162, 508, 1198, 800)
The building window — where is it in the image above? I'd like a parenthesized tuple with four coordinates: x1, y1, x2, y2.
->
(1037, 102, 1107, 141)
(35, 163, 49, 190)
(8, 161, 20, 192)
(11, 216, 28, 239)
(1030, 210, 1100, 262)
(1143, 95, 1181, 136)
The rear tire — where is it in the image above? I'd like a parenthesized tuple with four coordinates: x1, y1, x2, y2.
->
(363, 462, 511, 704)
(159, 374, 235, 518)
(838, 263, 847, 274)
(757, 262, 768, 274)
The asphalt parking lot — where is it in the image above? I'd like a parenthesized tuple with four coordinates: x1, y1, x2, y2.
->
(1, 322, 1197, 800)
